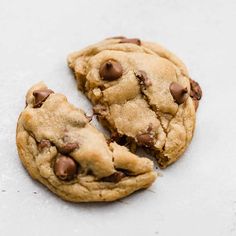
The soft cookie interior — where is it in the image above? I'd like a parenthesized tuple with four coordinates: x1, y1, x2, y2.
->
(16, 82, 156, 202)
(67, 37, 202, 168)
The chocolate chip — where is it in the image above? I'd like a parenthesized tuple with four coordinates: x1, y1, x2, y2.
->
(189, 79, 202, 110)
(54, 155, 78, 181)
(135, 70, 152, 87)
(58, 143, 79, 154)
(169, 82, 189, 105)
(33, 89, 54, 108)
(38, 139, 51, 150)
(116, 168, 132, 176)
(101, 171, 125, 183)
(136, 133, 154, 147)
(107, 36, 126, 39)
(189, 79, 202, 100)
(99, 59, 123, 81)
(119, 38, 141, 46)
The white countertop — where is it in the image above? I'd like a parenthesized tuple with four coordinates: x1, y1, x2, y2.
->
(0, 0, 236, 235)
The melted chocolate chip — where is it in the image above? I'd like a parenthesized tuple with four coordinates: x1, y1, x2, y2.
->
(101, 171, 125, 183)
(107, 36, 126, 39)
(58, 143, 79, 154)
(135, 70, 152, 87)
(116, 168, 133, 176)
(190, 79, 202, 100)
(136, 133, 154, 147)
(169, 82, 189, 105)
(38, 140, 51, 150)
(189, 79, 202, 110)
(99, 60, 123, 81)
(33, 89, 54, 108)
(54, 155, 77, 181)
(119, 38, 141, 46)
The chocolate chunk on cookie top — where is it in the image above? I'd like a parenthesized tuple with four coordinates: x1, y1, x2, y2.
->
(38, 139, 51, 150)
(33, 89, 54, 108)
(189, 78, 202, 110)
(68, 37, 202, 168)
(107, 36, 126, 40)
(16, 82, 156, 202)
(137, 133, 154, 147)
(119, 38, 141, 45)
(58, 142, 79, 154)
(169, 82, 189, 105)
(99, 59, 123, 81)
(54, 155, 78, 181)
(101, 171, 125, 183)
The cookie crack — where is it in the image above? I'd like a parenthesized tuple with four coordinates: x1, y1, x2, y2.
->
(134, 80, 168, 156)
(137, 81, 167, 137)
(135, 75, 190, 163)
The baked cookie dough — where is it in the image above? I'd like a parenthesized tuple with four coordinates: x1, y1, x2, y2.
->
(68, 36, 202, 168)
(16, 82, 156, 202)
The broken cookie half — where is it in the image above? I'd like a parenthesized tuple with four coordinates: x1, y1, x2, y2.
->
(16, 82, 156, 202)
(67, 36, 202, 168)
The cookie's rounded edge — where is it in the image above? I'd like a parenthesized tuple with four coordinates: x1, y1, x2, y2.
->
(66, 38, 201, 169)
(157, 98, 196, 168)
(141, 41, 189, 77)
(16, 114, 157, 202)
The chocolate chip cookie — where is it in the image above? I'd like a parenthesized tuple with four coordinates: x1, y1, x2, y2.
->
(16, 82, 156, 202)
(68, 37, 202, 168)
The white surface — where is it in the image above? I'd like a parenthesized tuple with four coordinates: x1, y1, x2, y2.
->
(0, 0, 236, 235)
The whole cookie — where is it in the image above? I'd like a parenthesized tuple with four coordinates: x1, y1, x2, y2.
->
(68, 37, 202, 168)
(16, 82, 156, 202)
